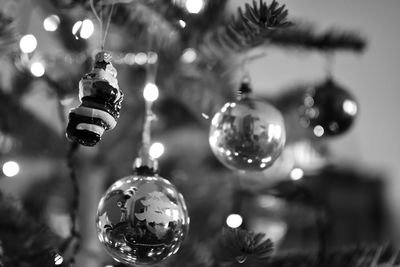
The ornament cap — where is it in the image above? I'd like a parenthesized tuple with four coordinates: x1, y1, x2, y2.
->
(237, 78, 252, 99)
(134, 165, 157, 176)
(133, 155, 158, 174)
(95, 51, 112, 63)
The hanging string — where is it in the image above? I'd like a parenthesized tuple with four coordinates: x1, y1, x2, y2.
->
(90, 0, 116, 50)
(325, 52, 335, 79)
(231, 172, 243, 215)
(141, 99, 154, 158)
(102, 0, 116, 49)
(140, 15, 158, 159)
(90, 0, 103, 49)
(240, 53, 251, 82)
(146, 12, 159, 84)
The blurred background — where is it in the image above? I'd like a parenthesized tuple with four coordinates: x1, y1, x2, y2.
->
(0, 0, 399, 266)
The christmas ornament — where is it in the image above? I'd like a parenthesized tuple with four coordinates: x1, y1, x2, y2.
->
(209, 80, 286, 172)
(96, 165, 189, 265)
(66, 51, 123, 146)
(301, 78, 358, 137)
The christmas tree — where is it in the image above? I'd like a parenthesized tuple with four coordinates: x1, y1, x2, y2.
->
(0, 0, 397, 266)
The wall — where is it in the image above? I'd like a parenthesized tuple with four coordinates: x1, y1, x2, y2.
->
(229, 0, 400, 179)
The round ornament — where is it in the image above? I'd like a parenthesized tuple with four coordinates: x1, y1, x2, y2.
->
(302, 78, 358, 137)
(209, 81, 286, 172)
(96, 172, 189, 265)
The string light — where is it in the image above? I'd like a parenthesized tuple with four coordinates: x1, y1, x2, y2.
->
(54, 253, 64, 265)
(178, 20, 186, 28)
(201, 113, 209, 120)
(2, 161, 20, 177)
(143, 83, 159, 102)
(147, 52, 158, 64)
(226, 214, 243, 228)
(81, 19, 94, 39)
(135, 52, 148, 65)
(72, 19, 94, 39)
(19, 34, 37, 53)
(185, 0, 205, 14)
(30, 62, 45, 77)
(290, 167, 304, 181)
(313, 125, 324, 137)
(181, 48, 197, 63)
(343, 99, 358, 116)
(43, 15, 60, 32)
(149, 142, 165, 159)
(72, 21, 82, 38)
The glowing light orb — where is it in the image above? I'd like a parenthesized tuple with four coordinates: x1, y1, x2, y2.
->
(290, 168, 304, 181)
(2, 161, 20, 177)
(19, 34, 37, 53)
(30, 62, 45, 77)
(226, 214, 243, 228)
(43, 15, 60, 32)
(143, 83, 159, 102)
(185, 0, 205, 14)
(149, 142, 165, 159)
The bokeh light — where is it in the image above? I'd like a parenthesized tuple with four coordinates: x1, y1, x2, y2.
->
(19, 34, 37, 53)
(226, 213, 243, 228)
(185, 0, 205, 14)
(2, 161, 20, 177)
(181, 48, 197, 63)
(43, 15, 60, 32)
(72, 19, 94, 39)
(290, 167, 304, 181)
(143, 83, 159, 102)
(30, 62, 45, 77)
(149, 142, 165, 159)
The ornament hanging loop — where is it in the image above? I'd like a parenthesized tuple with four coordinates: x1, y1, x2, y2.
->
(238, 76, 252, 99)
(135, 52, 160, 172)
(325, 52, 335, 80)
(90, 0, 116, 50)
(237, 53, 253, 98)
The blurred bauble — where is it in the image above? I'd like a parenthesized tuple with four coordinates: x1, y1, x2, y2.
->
(96, 173, 189, 265)
(209, 82, 286, 172)
(302, 78, 358, 137)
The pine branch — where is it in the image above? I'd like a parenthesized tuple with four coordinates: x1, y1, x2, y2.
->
(215, 228, 274, 265)
(0, 89, 65, 157)
(123, 2, 181, 51)
(203, 1, 365, 55)
(0, 12, 19, 55)
(204, 0, 291, 53)
(0, 191, 61, 267)
(268, 23, 366, 52)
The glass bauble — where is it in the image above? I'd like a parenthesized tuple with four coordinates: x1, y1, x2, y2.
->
(209, 95, 286, 172)
(96, 174, 189, 265)
(302, 78, 358, 137)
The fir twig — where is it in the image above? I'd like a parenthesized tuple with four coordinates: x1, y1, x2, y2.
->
(0, 89, 65, 157)
(0, 12, 18, 55)
(206, 0, 291, 53)
(215, 228, 274, 264)
(203, 1, 366, 55)
(0, 192, 60, 266)
(268, 24, 366, 52)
